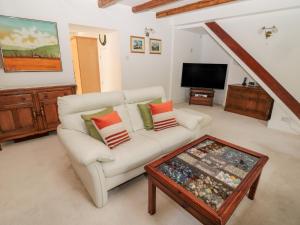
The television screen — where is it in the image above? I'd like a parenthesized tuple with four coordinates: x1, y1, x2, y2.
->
(181, 63, 227, 89)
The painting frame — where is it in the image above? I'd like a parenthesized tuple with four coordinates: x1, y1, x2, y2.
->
(130, 36, 145, 53)
(0, 48, 3, 69)
(149, 38, 162, 54)
(0, 15, 62, 72)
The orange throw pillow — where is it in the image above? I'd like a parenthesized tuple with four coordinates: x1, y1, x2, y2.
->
(149, 101, 178, 131)
(92, 111, 130, 149)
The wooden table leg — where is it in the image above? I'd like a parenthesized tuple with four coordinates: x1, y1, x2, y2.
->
(248, 174, 261, 200)
(148, 177, 156, 215)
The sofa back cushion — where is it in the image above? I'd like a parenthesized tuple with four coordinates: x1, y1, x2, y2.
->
(58, 91, 123, 117)
(123, 86, 166, 131)
(58, 91, 133, 133)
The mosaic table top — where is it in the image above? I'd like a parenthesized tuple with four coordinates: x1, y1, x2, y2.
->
(158, 139, 259, 211)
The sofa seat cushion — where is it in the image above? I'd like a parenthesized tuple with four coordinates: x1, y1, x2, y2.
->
(137, 126, 193, 154)
(102, 133, 162, 178)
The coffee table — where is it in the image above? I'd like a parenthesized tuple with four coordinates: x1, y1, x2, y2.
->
(145, 135, 268, 225)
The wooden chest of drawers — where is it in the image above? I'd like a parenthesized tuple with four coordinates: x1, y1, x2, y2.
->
(225, 84, 274, 120)
(0, 85, 76, 149)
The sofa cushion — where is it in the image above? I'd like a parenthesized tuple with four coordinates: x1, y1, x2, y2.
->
(58, 91, 124, 118)
(81, 107, 113, 141)
(60, 104, 133, 133)
(124, 86, 167, 131)
(114, 105, 133, 133)
(92, 111, 131, 149)
(123, 86, 166, 104)
(137, 126, 193, 154)
(137, 98, 162, 130)
(126, 102, 148, 131)
(150, 101, 178, 131)
(102, 133, 162, 178)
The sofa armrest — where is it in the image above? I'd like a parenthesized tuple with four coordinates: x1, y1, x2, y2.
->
(57, 126, 114, 166)
(174, 109, 203, 130)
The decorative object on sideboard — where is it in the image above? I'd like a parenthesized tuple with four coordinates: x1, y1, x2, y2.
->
(248, 81, 256, 87)
(260, 26, 278, 39)
(130, 36, 145, 53)
(0, 15, 62, 72)
(242, 77, 247, 86)
(144, 27, 154, 37)
(98, 34, 107, 46)
(149, 38, 162, 54)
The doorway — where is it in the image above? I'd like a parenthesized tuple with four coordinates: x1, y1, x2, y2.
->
(71, 36, 101, 94)
(69, 24, 122, 94)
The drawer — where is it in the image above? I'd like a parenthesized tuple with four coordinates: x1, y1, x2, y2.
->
(0, 94, 33, 106)
(38, 89, 73, 101)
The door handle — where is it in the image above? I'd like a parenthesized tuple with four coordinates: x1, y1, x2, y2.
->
(40, 106, 45, 117)
(32, 110, 37, 120)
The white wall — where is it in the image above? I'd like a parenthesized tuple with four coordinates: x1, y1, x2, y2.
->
(213, 9, 300, 133)
(268, 102, 300, 134)
(171, 3, 300, 134)
(219, 8, 300, 102)
(170, 29, 202, 103)
(0, 0, 172, 94)
(171, 30, 253, 105)
(200, 34, 254, 105)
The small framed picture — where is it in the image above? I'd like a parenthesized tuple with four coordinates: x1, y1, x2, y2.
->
(130, 36, 145, 53)
(149, 38, 162, 54)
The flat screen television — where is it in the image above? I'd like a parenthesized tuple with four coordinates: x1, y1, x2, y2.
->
(181, 63, 227, 89)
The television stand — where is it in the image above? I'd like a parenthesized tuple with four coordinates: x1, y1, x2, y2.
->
(189, 88, 214, 106)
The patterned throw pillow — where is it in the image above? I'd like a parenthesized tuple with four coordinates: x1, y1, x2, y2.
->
(92, 111, 131, 149)
(81, 107, 113, 141)
(149, 101, 178, 131)
(137, 98, 162, 130)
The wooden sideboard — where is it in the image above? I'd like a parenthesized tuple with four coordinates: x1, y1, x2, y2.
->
(225, 84, 274, 120)
(0, 85, 76, 150)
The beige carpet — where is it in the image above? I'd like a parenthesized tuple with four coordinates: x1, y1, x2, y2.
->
(1, 104, 300, 225)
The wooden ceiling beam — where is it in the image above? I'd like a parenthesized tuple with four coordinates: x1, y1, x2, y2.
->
(98, 0, 118, 8)
(156, 0, 236, 18)
(132, 0, 178, 13)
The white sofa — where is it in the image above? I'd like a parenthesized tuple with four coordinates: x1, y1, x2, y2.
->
(57, 86, 212, 207)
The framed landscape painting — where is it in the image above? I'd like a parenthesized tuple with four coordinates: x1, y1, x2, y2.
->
(149, 38, 161, 54)
(0, 15, 62, 72)
(130, 36, 145, 53)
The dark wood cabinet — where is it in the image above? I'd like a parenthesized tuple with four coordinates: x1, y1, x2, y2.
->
(225, 84, 274, 120)
(0, 85, 76, 149)
(189, 88, 215, 106)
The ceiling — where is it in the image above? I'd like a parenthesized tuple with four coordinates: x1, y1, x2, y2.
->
(119, 0, 203, 12)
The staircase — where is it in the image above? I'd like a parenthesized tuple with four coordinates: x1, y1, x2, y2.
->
(205, 22, 300, 120)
